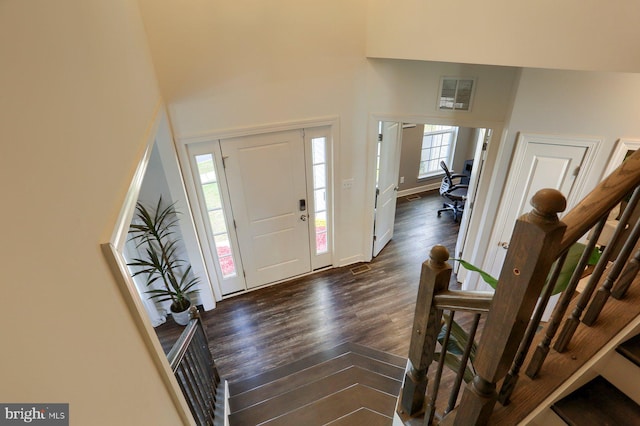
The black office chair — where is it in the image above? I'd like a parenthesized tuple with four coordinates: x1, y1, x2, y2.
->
(437, 161, 468, 222)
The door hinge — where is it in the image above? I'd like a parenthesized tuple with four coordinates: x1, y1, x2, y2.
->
(233, 220, 237, 229)
(482, 142, 488, 151)
(378, 133, 383, 142)
(376, 187, 380, 196)
(222, 156, 228, 169)
(373, 235, 377, 241)
(573, 166, 581, 177)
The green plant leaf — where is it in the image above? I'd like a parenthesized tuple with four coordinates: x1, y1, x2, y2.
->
(544, 243, 602, 295)
(453, 258, 498, 289)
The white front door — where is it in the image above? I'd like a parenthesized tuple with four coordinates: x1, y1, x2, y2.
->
(373, 121, 402, 257)
(221, 130, 312, 289)
(483, 134, 599, 286)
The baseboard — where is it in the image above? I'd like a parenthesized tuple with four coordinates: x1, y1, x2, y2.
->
(397, 183, 440, 198)
(338, 254, 368, 267)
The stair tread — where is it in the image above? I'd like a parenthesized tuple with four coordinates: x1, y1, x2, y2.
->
(228, 366, 401, 425)
(324, 407, 392, 426)
(262, 384, 396, 426)
(229, 342, 405, 394)
(551, 375, 640, 426)
(617, 333, 640, 368)
(229, 351, 404, 411)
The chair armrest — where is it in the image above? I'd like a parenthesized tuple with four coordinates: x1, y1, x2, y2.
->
(448, 184, 469, 191)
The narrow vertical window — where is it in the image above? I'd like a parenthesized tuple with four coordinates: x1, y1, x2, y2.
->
(311, 137, 328, 254)
(195, 154, 237, 278)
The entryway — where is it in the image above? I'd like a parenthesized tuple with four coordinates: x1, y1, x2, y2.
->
(371, 119, 491, 275)
(182, 125, 334, 297)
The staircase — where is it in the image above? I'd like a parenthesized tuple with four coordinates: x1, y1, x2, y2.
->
(226, 342, 405, 425)
(527, 332, 640, 426)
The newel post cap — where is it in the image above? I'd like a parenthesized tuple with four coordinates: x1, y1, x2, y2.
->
(429, 245, 450, 266)
(531, 188, 566, 220)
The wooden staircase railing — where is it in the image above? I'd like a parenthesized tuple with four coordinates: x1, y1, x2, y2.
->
(397, 148, 640, 425)
(168, 306, 222, 426)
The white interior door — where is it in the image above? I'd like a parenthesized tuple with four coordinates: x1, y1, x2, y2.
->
(455, 128, 489, 269)
(373, 121, 402, 257)
(221, 130, 312, 289)
(483, 135, 596, 287)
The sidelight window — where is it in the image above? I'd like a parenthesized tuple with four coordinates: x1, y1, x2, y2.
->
(194, 154, 237, 278)
(311, 136, 328, 255)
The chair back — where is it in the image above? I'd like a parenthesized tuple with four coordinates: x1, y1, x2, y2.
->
(439, 161, 454, 196)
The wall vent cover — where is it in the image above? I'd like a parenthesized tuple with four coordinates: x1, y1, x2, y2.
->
(438, 77, 475, 112)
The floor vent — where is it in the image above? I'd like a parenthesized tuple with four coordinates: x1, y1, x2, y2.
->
(406, 195, 421, 201)
(350, 264, 371, 275)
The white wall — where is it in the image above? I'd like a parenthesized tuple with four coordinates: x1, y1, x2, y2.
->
(0, 1, 184, 424)
(508, 69, 640, 193)
(138, 0, 371, 265)
(475, 68, 640, 282)
(137, 0, 520, 266)
(367, 0, 640, 73)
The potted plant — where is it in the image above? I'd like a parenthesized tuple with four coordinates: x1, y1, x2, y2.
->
(127, 197, 200, 326)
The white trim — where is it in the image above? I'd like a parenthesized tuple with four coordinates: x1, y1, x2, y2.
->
(365, 113, 505, 265)
(102, 102, 195, 426)
(176, 116, 340, 143)
(304, 126, 335, 270)
(184, 141, 246, 297)
(110, 108, 161, 251)
(177, 117, 340, 298)
(396, 183, 440, 198)
(336, 254, 367, 267)
(478, 132, 602, 289)
(603, 138, 640, 177)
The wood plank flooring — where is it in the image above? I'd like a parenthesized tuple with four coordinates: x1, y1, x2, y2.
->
(156, 190, 461, 384)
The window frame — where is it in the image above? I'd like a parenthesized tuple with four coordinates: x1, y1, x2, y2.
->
(418, 125, 458, 179)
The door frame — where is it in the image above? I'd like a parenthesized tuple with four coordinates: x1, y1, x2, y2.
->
(364, 114, 505, 276)
(479, 132, 601, 290)
(177, 116, 339, 300)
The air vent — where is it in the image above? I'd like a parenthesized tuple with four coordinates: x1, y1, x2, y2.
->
(438, 77, 475, 111)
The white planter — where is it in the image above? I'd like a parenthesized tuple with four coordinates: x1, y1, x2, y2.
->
(171, 302, 192, 326)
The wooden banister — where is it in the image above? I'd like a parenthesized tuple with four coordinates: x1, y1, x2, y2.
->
(399, 245, 452, 416)
(559, 148, 640, 253)
(433, 290, 493, 313)
(453, 189, 567, 425)
(398, 148, 640, 425)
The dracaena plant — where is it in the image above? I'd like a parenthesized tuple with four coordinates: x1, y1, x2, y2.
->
(127, 197, 199, 313)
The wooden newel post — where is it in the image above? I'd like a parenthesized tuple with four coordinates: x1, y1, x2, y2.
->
(454, 189, 567, 425)
(400, 245, 452, 416)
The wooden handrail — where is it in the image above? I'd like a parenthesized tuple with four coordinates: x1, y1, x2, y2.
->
(398, 147, 640, 426)
(454, 189, 567, 425)
(433, 290, 493, 313)
(559, 148, 640, 253)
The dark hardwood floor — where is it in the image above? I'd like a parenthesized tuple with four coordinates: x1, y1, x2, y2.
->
(156, 190, 462, 384)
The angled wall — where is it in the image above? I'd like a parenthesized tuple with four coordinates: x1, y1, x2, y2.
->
(0, 1, 184, 424)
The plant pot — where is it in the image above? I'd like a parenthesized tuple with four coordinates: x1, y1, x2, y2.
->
(171, 301, 192, 326)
